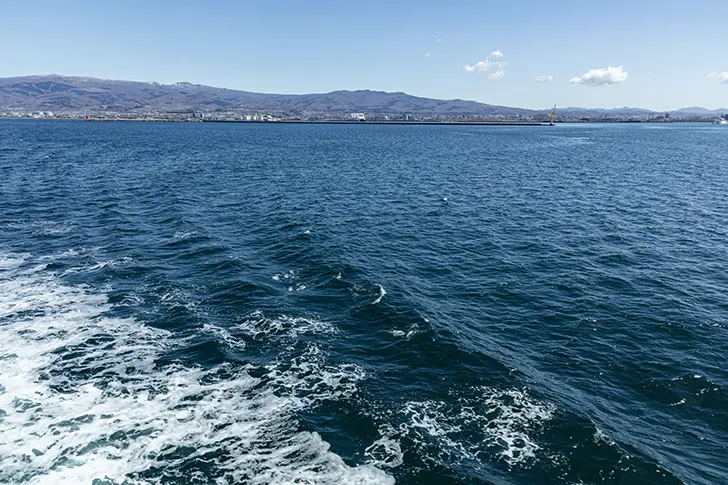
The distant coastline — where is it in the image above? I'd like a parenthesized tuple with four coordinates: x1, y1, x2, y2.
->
(1, 74, 725, 123)
(0, 114, 708, 124)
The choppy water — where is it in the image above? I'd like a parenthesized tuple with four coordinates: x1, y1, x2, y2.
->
(1, 120, 727, 485)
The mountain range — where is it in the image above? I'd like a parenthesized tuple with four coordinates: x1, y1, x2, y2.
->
(0, 75, 725, 119)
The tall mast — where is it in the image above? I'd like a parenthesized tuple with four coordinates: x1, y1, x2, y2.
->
(551, 105, 556, 125)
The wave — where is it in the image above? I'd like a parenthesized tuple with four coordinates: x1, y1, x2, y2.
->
(371, 285, 386, 305)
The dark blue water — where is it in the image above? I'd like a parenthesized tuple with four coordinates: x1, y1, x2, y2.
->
(1, 120, 727, 485)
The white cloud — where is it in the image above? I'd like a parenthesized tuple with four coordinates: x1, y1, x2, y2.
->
(569, 65, 628, 86)
(425, 52, 431, 57)
(465, 60, 494, 72)
(465, 51, 506, 79)
(536, 75, 553, 82)
(705, 71, 728, 83)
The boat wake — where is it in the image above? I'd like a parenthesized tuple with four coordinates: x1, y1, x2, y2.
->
(0, 253, 392, 485)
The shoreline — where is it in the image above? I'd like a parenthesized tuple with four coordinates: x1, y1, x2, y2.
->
(0, 116, 548, 125)
(0, 116, 707, 125)
(202, 119, 551, 126)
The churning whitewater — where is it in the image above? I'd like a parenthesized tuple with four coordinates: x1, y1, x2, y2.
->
(0, 253, 391, 484)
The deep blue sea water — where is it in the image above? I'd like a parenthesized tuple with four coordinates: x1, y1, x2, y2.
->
(1, 119, 727, 485)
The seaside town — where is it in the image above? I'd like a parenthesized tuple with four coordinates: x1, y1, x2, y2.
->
(0, 108, 721, 123)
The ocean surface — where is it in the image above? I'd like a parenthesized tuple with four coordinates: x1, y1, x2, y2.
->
(1, 119, 727, 485)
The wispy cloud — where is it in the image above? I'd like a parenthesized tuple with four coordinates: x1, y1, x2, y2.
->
(536, 75, 553, 82)
(425, 52, 431, 57)
(465, 50, 507, 80)
(569, 66, 628, 86)
(435, 38, 447, 44)
(705, 71, 728, 83)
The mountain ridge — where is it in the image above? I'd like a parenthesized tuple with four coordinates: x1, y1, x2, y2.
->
(0, 75, 724, 118)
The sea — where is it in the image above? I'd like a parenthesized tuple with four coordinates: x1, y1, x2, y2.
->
(1, 119, 727, 485)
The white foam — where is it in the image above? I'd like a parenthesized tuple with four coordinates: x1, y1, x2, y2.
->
(40, 248, 83, 259)
(201, 323, 246, 351)
(401, 401, 464, 452)
(399, 387, 555, 468)
(272, 269, 297, 282)
(349, 285, 364, 297)
(86, 256, 134, 272)
(32, 221, 75, 236)
(237, 311, 336, 342)
(387, 324, 420, 340)
(156, 286, 203, 316)
(592, 427, 615, 446)
(476, 387, 555, 465)
(0, 253, 392, 485)
(172, 230, 198, 240)
(371, 285, 386, 305)
(0, 220, 74, 237)
(365, 427, 403, 469)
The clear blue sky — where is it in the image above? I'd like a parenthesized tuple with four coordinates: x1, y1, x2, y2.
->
(2, 0, 727, 110)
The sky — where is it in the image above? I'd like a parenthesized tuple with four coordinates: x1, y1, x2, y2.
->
(2, 0, 727, 110)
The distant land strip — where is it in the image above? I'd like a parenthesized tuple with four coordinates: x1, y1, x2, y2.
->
(1, 75, 725, 122)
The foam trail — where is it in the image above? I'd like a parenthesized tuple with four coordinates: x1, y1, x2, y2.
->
(0, 253, 393, 485)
